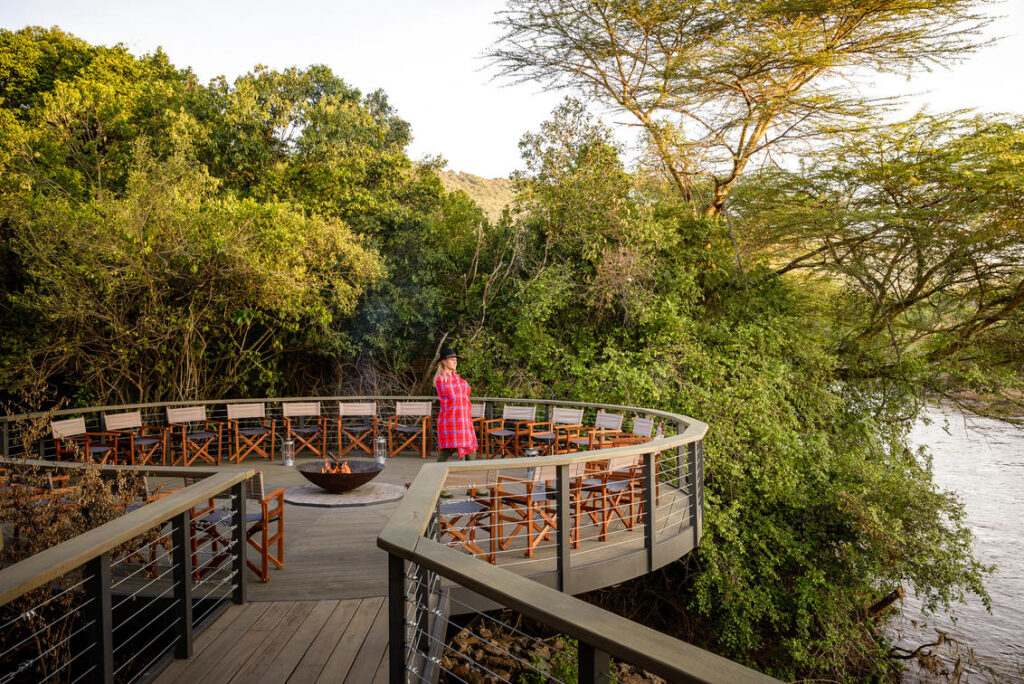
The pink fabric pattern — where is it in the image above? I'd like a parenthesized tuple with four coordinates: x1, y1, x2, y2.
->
(435, 372, 478, 457)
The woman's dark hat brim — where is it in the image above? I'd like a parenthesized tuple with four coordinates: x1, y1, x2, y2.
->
(439, 346, 458, 360)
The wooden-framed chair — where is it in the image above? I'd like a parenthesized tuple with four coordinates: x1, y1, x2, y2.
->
(526, 407, 585, 456)
(166, 406, 224, 467)
(337, 402, 377, 458)
(578, 454, 643, 541)
(103, 410, 168, 466)
(566, 411, 625, 452)
(387, 401, 432, 458)
(438, 469, 499, 564)
(282, 402, 327, 459)
(192, 471, 284, 582)
(226, 403, 276, 463)
(470, 402, 487, 448)
(604, 416, 656, 447)
(482, 405, 537, 459)
(51, 417, 120, 464)
(494, 462, 586, 558)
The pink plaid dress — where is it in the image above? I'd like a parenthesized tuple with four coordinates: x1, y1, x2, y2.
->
(435, 372, 477, 457)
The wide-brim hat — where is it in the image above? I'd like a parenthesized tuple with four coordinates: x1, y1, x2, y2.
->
(439, 346, 458, 360)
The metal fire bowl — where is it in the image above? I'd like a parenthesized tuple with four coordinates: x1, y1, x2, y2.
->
(296, 460, 385, 493)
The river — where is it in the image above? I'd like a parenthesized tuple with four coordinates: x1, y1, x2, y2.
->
(891, 405, 1024, 682)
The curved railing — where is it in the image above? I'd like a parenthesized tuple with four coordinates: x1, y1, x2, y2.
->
(0, 396, 775, 683)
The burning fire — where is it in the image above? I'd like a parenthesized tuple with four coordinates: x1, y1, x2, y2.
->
(322, 460, 352, 474)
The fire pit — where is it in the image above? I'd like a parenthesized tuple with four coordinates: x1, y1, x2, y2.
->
(296, 460, 384, 493)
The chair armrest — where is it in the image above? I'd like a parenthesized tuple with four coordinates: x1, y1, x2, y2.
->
(527, 421, 553, 435)
(482, 418, 505, 432)
(262, 487, 286, 505)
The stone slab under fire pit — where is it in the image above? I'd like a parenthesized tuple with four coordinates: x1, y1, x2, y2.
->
(284, 482, 406, 508)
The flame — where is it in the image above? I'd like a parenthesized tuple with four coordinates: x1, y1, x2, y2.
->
(322, 460, 352, 474)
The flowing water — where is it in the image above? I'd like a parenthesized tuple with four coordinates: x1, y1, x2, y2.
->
(890, 405, 1024, 682)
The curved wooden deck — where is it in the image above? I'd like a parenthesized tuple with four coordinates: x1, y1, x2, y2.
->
(151, 450, 692, 682)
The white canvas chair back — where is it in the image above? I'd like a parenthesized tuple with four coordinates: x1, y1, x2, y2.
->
(501, 405, 536, 421)
(395, 401, 432, 417)
(227, 403, 266, 420)
(593, 411, 623, 431)
(52, 417, 87, 438)
(631, 417, 654, 438)
(167, 406, 208, 425)
(606, 453, 641, 473)
(470, 403, 486, 419)
(551, 407, 583, 425)
(338, 402, 376, 417)
(103, 410, 143, 432)
(532, 462, 586, 482)
(283, 401, 320, 418)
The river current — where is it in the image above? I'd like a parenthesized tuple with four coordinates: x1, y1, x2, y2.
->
(891, 405, 1024, 682)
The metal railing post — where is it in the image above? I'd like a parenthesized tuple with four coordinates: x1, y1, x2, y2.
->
(556, 464, 572, 593)
(579, 641, 612, 683)
(643, 451, 656, 572)
(171, 512, 194, 659)
(1, 422, 8, 457)
(692, 439, 704, 546)
(84, 553, 113, 684)
(232, 481, 247, 604)
(388, 553, 406, 683)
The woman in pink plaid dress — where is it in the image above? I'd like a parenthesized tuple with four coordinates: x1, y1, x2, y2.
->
(434, 347, 478, 463)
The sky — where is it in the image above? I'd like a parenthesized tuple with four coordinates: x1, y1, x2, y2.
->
(2, 0, 1022, 178)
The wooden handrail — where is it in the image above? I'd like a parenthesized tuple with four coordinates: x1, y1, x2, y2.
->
(0, 469, 253, 605)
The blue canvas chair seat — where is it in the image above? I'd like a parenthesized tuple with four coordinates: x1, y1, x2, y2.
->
(438, 474, 497, 563)
(238, 427, 270, 437)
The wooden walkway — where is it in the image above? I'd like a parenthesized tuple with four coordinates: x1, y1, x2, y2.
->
(155, 598, 389, 684)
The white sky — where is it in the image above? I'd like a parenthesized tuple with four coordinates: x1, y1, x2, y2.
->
(2, 0, 1022, 178)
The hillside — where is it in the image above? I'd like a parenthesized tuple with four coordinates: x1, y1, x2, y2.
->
(437, 170, 516, 222)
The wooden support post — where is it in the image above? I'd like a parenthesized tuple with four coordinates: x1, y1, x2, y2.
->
(85, 553, 114, 684)
(171, 512, 194, 659)
(556, 464, 572, 593)
(232, 481, 247, 605)
(579, 641, 611, 683)
(388, 553, 406, 684)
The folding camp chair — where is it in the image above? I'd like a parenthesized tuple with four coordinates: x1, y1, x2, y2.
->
(191, 471, 284, 582)
(438, 469, 499, 563)
(526, 407, 585, 456)
(578, 454, 643, 541)
(470, 402, 487, 448)
(226, 402, 276, 463)
(566, 410, 625, 452)
(495, 462, 586, 558)
(337, 402, 377, 458)
(166, 406, 224, 466)
(282, 401, 327, 459)
(387, 401, 432, 458)
(103, 410, 168, 466)
(51, 417, 120, 464)
(482, 405, 537, 459)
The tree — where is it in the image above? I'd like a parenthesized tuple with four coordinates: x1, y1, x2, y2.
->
(730, 113, 1024, 402)
(489, 0, 995, 215)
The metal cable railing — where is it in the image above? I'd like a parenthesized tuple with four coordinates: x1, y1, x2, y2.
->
(0, 469, 251, 684)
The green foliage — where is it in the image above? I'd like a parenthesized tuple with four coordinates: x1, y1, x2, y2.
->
(490, 0, 996, 213)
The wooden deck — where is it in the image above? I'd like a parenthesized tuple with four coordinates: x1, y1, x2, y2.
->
(150, 451, 691, 682)
(154, 598, 389, 684)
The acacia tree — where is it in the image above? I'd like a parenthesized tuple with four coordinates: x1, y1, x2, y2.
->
(730, 113, 1024, 402)
(489, 0, 995, 215)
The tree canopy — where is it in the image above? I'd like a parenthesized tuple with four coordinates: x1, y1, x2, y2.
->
(489, 0, 996, 214)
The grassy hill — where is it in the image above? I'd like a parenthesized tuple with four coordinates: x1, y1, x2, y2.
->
(436, 170, 516, 222)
